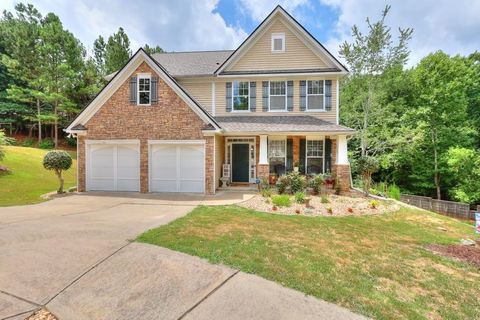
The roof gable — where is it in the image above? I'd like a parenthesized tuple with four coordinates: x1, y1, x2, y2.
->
(216, 6, 348, 75)
(66, 49, 220, 133)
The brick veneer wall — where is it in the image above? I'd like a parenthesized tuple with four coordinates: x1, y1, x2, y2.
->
(77, 62, 215, 194)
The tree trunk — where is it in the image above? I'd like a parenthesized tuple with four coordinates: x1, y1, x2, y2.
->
(432, 130, 441, 200)
(37, 98, 42, 143)
(55, 169, 64, 194)
(54, 101, 58, 149)
(361, 81, 373, 157)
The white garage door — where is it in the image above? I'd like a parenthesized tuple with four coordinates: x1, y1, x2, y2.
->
(87, 142, 140, 191)
(149, 142, 205, 193)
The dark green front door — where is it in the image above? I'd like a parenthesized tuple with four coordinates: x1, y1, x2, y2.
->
(232, 144, 249, 182)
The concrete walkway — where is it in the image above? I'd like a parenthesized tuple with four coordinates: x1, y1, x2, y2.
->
(0, 193, 366, 320)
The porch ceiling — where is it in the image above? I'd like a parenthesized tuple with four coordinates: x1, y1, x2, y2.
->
(214, 116, 355, 134)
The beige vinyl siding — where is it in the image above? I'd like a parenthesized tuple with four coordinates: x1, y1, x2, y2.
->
(177, 79, 212, 113)
(214, 135, 224, 189)
(228, 19, 329, 72)
(214, 78, 337, 123)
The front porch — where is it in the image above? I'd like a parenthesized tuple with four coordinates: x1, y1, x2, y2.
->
(215, 134, 351, 191)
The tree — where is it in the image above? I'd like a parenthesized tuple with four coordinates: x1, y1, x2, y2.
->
(93, 35, 106, 76)
(104, 27, 131, 74)
(43, 150, 72, 193)
(357, 155, 379, 195)
(446, 147, 480, 204)
(144, 44, 164, 55)
(339, 5, 413, 157)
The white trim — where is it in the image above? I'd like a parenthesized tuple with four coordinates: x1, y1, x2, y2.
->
(271, 32, 285, 53)
(221, 131, 354, 136)
(85, 139, 140, 145)
(215, 7, 348, 74)
(217, 71, 348, 78)
(211, 81, 216, 116)
(306, 80, 326, 111)
(66, 50, 220, 133)
(137, 73, 151, 106)
(148, 140, 205, 145)
(268, 80, 287, 111)
(224, 137, 256, 183)
(336, 78, 340, 125)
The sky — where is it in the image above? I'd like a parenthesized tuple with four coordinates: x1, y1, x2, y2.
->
(2, 0, 480, 66)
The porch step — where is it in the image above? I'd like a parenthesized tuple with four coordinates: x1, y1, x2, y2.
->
(218, 184, 258, 192)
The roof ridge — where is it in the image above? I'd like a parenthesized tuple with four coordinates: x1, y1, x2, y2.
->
(153, 49, 234, 54)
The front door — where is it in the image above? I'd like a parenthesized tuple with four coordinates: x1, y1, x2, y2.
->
(232, 144, 249, 182)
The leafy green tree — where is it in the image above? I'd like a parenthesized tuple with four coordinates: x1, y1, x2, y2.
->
(446, 147, 480, 204)
(104, 27, 131, 74)
(93, 35, 106, 75)
(144, 44, 164, 55)
(339, 5, 413, 157)
(43, 150, 72, 193)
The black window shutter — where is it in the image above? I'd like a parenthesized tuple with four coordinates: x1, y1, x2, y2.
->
(151, 76, 159, 104)
(226, 82, 232, 112)
(286, 138, 293, 172)
(249, 82, 256, 112)
(129, 76, 137, 104)
(299, 80, 306, 111)
(325, 138, 332, 173)
(299, 139, 306, 174)
(262, 81, 269, 111)
(325, 80, 332, 111)
(287, 80, 294, 111)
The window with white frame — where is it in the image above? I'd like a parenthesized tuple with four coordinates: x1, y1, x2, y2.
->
(232, 81, 249, 111)
(306, 139, 324, 174)
(307, 80, 324, 110)
(271, 33, 285, 52)
(269, 81, 287, 111)
(138, 74, 151, 105)
(269, 138, 286, 174)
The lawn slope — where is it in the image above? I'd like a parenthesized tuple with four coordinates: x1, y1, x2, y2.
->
(0, 146, 77, 206)
(138, 205, 479, 320)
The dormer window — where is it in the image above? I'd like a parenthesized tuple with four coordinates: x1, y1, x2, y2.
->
(271, 33, 285, 53)
(137, 73, 151, 105)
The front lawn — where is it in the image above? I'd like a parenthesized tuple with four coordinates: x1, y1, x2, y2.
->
(0, 146, 77, 206)
(137, 205, 479, 320)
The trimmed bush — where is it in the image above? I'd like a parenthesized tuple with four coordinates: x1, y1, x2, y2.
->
(39, 138, 55, 149)
(65, 136, 77, 147)
(272, 194, 291, 207)
(43, 150, 72, 193)
(309, 174, 324, 194)
(288, 171, 306, 194)
(276, 175, 289, 194)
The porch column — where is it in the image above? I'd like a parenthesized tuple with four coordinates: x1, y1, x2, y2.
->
(257, 135, 269, 181)
(335, 135, 351, 192)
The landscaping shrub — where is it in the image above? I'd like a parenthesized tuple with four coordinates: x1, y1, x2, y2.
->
(65, 136, 77, 147)
(260, 188, 273, 198)
(43, 150, 72, 193)
(276, 175, 289, 194)
(272, 194, 291, 207)
(370, 199, 379, 209)
(309, 174, 324, 194)
(387, 184, 401, 200)
(288, 171, 306, 194)
(321, 194, 329, 204)
(22, 138, 35, 147)
(39, 138, 55, 149)
(294, 191, 305, 203)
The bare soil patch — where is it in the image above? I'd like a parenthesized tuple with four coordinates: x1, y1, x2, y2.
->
(239, 194, 400, 217)
(426, 244, 480, 268)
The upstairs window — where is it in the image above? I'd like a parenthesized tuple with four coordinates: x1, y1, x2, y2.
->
(269, 81, 287, 111)
(137, 74, 151, 105)
(271, 33, 285, 52)
(232, 81, 249, 111)
(307, 80, 324, 110)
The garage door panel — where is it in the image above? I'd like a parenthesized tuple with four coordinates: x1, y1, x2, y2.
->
(179, 180, 204, 193)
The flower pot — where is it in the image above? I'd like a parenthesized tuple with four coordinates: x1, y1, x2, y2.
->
(269, 174, 276, 185)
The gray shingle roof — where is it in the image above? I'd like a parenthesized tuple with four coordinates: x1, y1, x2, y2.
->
(214, 116, 355, 133)
(151, 51, 233, 77)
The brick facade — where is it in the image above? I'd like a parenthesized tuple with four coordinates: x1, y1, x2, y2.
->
(77, 62, 215, 194)
(334, 164, 351, 192)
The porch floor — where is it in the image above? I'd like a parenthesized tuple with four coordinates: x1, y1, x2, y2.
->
(218, 183, 258, 192)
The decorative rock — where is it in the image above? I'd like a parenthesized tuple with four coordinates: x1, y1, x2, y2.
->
(460, 239, 476, 246)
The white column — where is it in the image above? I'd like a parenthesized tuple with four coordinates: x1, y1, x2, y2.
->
(337, 135, 349, 165)
(259, 135, 268, 164)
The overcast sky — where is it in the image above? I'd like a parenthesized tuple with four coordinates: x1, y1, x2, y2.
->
(3, 0, 479, 66)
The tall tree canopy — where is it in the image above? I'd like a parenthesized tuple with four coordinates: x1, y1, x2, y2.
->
(104, 27, 131, 74)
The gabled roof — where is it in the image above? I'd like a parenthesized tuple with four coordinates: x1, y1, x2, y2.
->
(66, 48, 220, 133)
(215, 5, 348, 75)
(152, 51, 233, 77)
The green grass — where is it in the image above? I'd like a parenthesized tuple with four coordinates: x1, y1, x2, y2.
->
(0, 146, 77, 206)
(138, 205, 479, 320)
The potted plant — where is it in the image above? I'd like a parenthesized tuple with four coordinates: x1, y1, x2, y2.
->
(293, 161, 299, 172)
(324, 172, 336, 189)
(269, 173, 276, 185)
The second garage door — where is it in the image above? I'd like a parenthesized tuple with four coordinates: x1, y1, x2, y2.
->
(149, 142, 205, 193)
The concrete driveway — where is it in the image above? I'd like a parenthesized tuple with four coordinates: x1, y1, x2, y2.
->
(0, 193, 365, 320)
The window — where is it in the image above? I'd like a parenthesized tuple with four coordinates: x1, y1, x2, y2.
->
(271, 33, 285, 52)
(138, 74, 151, 105)
(306, 139, 324, 174)
(269, 81, 287, 111)
(307, 80, 324, 110)
(232, 81, 249, 111)
(269, 138, 286, 174)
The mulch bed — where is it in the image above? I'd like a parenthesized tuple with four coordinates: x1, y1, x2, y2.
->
(25, 308, 58, 320)
(425, 244, 480, 268)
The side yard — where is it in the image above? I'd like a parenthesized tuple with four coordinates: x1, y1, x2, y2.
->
(0, 146, 77, 206)
(138, 205, 480, 320)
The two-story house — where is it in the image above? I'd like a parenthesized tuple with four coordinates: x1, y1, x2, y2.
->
(66, 6, 354, 195)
